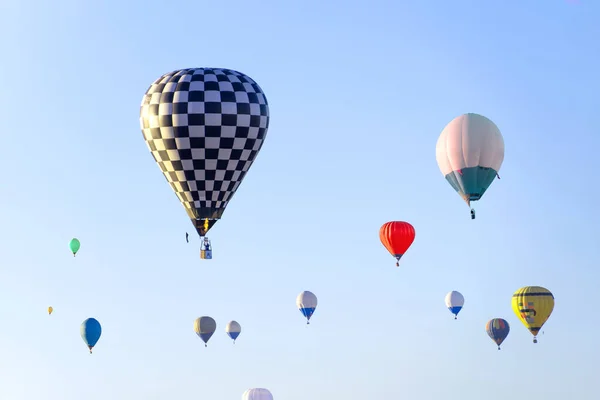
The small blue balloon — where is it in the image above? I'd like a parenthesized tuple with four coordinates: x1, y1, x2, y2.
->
(81, 318, 102, 354)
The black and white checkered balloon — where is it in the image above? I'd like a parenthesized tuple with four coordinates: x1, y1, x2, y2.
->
(140, 68, 270, 237)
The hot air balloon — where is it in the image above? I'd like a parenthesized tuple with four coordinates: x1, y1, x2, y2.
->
(511, 286, 554, 343)
(486, 318, 510, 350)
(445, 291, 464, 319)
(226, 320, 241, 344)
(243, 388, 273, 400)
(80, 318, 102, 354)
(139, 68, 270, 255)
(435, 113, 505, 219)
(296, 291, 317, 325)
(48, 306, 53, 315)
(194, 316, 216, 347)
(69, 238, 80, 257)
(379, 221, 415, 266)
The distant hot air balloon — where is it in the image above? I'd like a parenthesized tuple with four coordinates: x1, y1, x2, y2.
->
(80, 318, 102, 354)
(139, 68, 270, 251)
(69, 238, 80, 257)
(511, 286, 554, 343)
(445, 291, 464, 319)
(486, 318, 510, 350)
(435, 113, 505, 219)
(243, 388, 273, 400)
(379, 221, 415, 266)
(194, 316, 216, 347)
(48, 306, 53, 315)
(226, 320, 241, 344)
(296, 291, 317, 325)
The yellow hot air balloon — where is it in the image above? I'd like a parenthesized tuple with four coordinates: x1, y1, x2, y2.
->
(48, 306, 53, 315)
(511, 286, 554, 343)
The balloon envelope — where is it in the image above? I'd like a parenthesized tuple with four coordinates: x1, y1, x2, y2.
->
(226, 320, 241, 341)
(69, 238, 80, 255)
(486, 318, 510, 349)
(194, 316, 216, 344)
(139, 68, 270, 237)
(444, 291, 464, 318)
(48, 306, 53, 315)
(296, 291, 318, 322)
(511, 286, 554, 342)
(80, 318, 102, 352)
(379, 221, 415, 265)
(243, 388, 273, 400)
(435, 113, 504, 206)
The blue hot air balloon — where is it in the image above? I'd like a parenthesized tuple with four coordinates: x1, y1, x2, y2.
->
(486, 318, 510, 350)
(80, 318, 102, 354)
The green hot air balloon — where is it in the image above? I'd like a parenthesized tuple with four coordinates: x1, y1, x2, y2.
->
(70, 238, 81, 257)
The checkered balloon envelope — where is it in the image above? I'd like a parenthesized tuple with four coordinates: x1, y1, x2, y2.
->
(140, 68, 270, 237)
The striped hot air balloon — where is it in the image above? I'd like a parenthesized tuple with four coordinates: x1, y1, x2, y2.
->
(511, 286, 554, 343)
(486, 318, 510, 350)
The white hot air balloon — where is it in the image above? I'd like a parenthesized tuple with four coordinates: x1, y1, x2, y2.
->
(435, 113, 505, 219)
(296, 291, 318, 325)
(226, 320, 242, 343)
(243, 388, 273, 400)
(445, 291, 465, 319)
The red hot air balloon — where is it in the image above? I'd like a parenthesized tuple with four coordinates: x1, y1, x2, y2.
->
(379, 221, 415, 266)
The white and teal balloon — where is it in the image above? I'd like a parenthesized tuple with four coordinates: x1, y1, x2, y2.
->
(445, 291, 465, 319)
(226, 320, 241, 343)
(296, 291, 317, 325)
(243, 388, 273, 400)
(436, 113, 505, 219)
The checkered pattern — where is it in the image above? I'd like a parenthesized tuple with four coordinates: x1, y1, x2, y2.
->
(140, 68, 270, 236)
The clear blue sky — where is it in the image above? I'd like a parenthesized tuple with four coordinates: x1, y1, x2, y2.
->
(0, 0, 597, 399)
